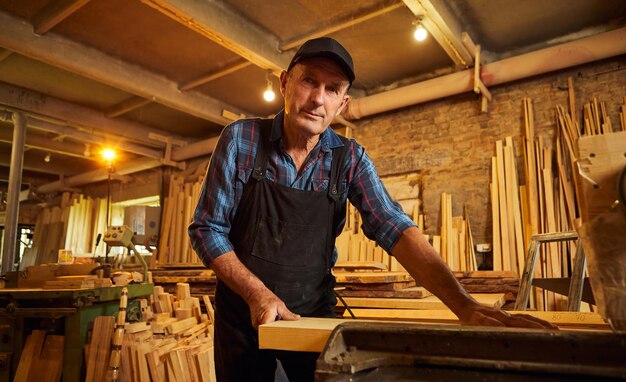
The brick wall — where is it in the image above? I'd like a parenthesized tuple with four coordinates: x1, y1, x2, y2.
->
(351, 55, 626, 245)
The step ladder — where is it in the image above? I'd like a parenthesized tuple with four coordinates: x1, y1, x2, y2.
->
(514, 231, 587, 311)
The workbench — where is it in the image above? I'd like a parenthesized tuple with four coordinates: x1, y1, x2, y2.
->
(0, 283, 153, 382)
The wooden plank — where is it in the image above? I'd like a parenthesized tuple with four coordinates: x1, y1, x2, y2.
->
(342, 293, 505, 310)
(85, 316, 115, 382)
(340, 280, 416, 291)
(167, 317, 198, 335)
(14, 330, 46, 382)
(259, 317, 348, 352)
(333, 271, 411, 284)
(495, 140, 511, 271)
(336, 286, 432, 299)
(343, 310, 610, 329)
(202, 295, 215, 324)
(503, 142, 520, 275)
(260, 313, 610, 352)
(333, 261, 388, 271)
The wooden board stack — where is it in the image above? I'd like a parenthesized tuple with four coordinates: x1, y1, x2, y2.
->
(14, 330, 64, 382)
(437, 193, 477, 272)
(21, 193, 110, 268)
(335, 172, 422, 272)
(85, 283, 216, 381)
(155, 175, 203, 267)
(490, 80, 622, 311)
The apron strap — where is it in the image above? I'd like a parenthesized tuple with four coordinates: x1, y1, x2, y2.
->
(252, 118, 273, 181)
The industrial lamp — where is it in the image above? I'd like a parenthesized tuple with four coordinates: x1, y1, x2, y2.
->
(413, 17, 428, 42)
(263, 71, 276, 102)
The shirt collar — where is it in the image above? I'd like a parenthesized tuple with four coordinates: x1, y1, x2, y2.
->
(271, 110, 345, 153)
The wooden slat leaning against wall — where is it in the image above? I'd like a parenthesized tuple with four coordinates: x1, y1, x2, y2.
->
(21, 193, 111, 268)
(489, 81, 622, 312)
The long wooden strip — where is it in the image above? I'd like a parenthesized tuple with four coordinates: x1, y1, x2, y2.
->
(495, 140, 512, 271)
(14, 330, 46, 382)
(259, 313, 609, 352)
(342, 293, 505, 310)
(490, 159, 502, 270)
(333, 271, 411, 284)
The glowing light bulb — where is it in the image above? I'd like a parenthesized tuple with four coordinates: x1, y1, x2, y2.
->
(44, 153, 51, 163)
(101, 148, 116, 162)
(263, 87, 275, 102)
(414, 25, 428, 41)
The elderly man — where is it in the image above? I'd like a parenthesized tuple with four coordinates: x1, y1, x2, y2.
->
(189, 37, 555, 382)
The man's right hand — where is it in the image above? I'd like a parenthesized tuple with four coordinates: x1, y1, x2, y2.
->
(247, 287, 300, 329)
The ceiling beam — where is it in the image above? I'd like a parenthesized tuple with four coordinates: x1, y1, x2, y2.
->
(0, 48, 12, 63)
(402, 0, 473, 67)
(280, 1, 404, 51)
(105, 96, 154, 118)
(0, 150, 90, 176)
(36, 157, 162, 194)
(0, 10, 246, 125)
(32, 0, 91, 35)
(0, 81, 186, 149)
(140, 0, 292, 73)
(0, 124, 97, 161)
(179, 60, 252, 91)
(0, 110, 163, 159)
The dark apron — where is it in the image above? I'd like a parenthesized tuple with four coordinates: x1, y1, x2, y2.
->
(214, 119, 348, 382)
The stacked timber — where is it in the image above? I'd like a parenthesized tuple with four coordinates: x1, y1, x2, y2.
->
(436, 193, 477, 272)
(490, 80, 623, 311)
(155, 175, 203, 266)
(335, 172, 422, 272)
(151, 268, 217, 298)
(21, 193, 110, 268)
(85, 283, 216, 381)
(14, 330, 64, 382)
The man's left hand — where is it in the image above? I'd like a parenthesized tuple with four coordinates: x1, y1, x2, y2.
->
(459, 304, 559, 329)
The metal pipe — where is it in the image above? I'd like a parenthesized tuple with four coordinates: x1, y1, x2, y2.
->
(343, 27, 626, 120)
(1, 111, 26, 274)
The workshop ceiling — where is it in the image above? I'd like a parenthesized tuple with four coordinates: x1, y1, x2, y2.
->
(0, 0, 625, 181)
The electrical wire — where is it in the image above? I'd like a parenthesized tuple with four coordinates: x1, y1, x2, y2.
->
(333, 289, 356, 319)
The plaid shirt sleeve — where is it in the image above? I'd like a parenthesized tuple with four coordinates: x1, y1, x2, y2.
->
(188, 123, 239, 266)
(346, 140, 416, 253)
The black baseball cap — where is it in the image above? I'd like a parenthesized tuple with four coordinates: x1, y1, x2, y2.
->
(287, 37, 355, 83)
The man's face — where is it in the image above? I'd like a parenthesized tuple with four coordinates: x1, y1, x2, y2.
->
(280, 58, 350, 138)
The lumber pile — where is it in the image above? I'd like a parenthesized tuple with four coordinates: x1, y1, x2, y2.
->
(489, 80, 624, 311)
(335, 172, 422, 272)
(14, 330, 64, 382)
(151, 268, 217, 298)
(85, 282, 216, 381)
(436, 193, 477, 271)
(21, 193, 111, 268)
(155, 175, 203, 266)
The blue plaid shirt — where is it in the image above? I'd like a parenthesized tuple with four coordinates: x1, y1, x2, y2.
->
(189, 110, 415, 266)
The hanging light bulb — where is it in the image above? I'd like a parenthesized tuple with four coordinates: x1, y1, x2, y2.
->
(44, 152, 51, 163)
(263, 71, 276, 102)
(101, 148, 116, 163)
(413, 17, 428, 42)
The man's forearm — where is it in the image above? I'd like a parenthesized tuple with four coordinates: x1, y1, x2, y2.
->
(391, 226, 479, 320)
(210, 251, 269, 305)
